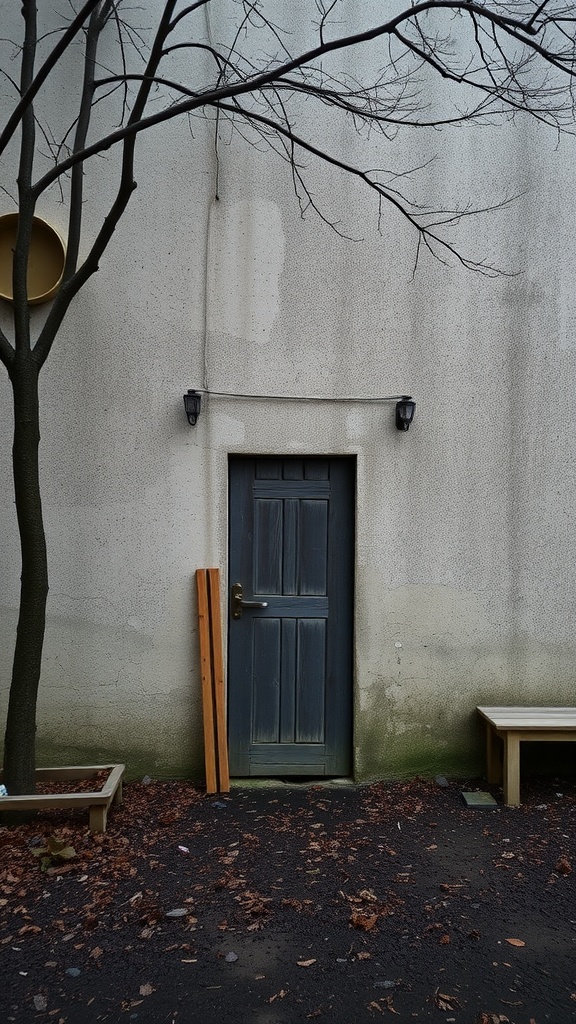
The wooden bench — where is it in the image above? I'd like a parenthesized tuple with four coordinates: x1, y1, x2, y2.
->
(477, 707, 576, 805)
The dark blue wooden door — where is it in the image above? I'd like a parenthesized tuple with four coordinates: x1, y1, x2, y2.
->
(228, 457, 354, 776)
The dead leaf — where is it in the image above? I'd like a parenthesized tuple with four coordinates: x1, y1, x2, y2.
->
(555, 855, 572, 875)
(139, 983, 155, 996)
(434, 989, 461, 1010)
(341, 892, 361, 903)
(350, 911, 378, 931)
(439, 934, 450, 944)
(504, 938, 525, 947)
(45, 863, 78, 877)
(89, 946, 103, 959)
(356, 951, 372, 960)
(222, 852, 239, 865)
(297, 959, 316, 967)
(368, 997, 399, 1014)
(282, 897, 314, 911)
(269, 989, 288, 1002)
(358, 889, 377, 902)
(379, 995, 399, 1014)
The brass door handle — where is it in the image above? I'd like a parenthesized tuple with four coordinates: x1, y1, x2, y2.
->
(231, 582, 268, 619)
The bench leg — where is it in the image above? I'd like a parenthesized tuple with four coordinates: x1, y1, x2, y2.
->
(503, 731, 521, 805)
(89, 804, 108, 833)
(486, 722, 502, 784)
(113, 779, 123, 806)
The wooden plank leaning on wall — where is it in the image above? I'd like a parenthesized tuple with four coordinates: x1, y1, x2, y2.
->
(196, 568, 230, 794)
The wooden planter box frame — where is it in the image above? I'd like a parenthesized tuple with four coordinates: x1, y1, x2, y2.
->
(0, 764, 125, 833)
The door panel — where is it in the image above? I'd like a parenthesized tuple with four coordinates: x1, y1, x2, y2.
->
(228, 456, 354, 776)
(296, 618, 326, 742)
(252, 617, 281, 742)
(300, 501, 328, 594)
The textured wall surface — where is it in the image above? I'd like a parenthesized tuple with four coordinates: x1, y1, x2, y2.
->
(1, 2, 576, 780)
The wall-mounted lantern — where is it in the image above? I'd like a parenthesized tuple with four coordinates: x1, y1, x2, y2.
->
(395, 396, 416, 431)
(183, 389, 202, 425)
(183, 387, 415, 431)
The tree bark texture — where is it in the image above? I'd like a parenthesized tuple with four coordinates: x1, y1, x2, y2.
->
(3, 353, 47, 795)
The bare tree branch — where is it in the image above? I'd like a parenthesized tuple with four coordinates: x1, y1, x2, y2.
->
(27, 0, 576, 207)
(0, 0, 103, 158)
(213, 98, 509, 274)
(0, 330, 14, 372)
(35, 0, 181, 368)
(12, 0, 38, 349)
(62, 2, 111, 282)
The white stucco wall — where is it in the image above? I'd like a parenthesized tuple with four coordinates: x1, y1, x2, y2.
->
(1, 2, 576, 779)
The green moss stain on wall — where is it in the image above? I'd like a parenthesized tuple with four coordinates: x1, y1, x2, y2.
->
(35, 738, 204, 782)
(354, 704, 483, 782)
(352, 583, 576, 784)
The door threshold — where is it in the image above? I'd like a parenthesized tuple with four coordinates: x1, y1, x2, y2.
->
(230, 777, 355, 789)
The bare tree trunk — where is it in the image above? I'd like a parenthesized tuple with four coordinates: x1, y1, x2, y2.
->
(3, 352, 47, 795)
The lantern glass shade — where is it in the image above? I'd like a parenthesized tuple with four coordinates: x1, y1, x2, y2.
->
(183, 389, 201, 425)
(395, 398, 416, 431)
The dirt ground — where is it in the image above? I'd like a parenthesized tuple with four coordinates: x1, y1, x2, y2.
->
(1, 775, 575, 1024)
